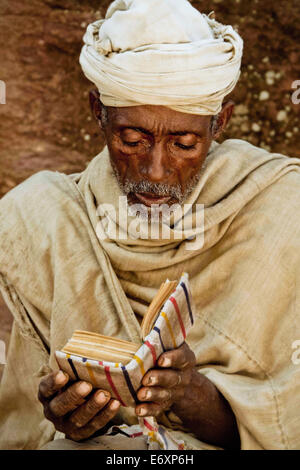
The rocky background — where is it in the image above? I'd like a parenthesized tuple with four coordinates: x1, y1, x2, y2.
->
(0, 0, 299, 377)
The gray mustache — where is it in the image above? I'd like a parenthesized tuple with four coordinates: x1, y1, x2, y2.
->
(122, 180, 183, 200)
(110, 159, 202, 205)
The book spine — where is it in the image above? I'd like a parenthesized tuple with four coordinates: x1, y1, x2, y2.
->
(55, 351, 77, 381)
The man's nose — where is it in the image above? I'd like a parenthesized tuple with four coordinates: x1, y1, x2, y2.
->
(143, 142, 170, 182)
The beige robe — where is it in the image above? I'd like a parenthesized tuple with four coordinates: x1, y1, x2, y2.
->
(0, 139, 299, 449)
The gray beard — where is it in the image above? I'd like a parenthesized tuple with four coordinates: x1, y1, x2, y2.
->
(110, 159, 202, 206)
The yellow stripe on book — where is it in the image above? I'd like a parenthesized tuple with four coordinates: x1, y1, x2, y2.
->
(148, 431, 163, 449)
(161, 311, 177, 349)
(133, 355, 145, 376)
(85, 361, 97, 386)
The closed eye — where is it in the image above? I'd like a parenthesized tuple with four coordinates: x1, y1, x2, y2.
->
(175, 143, 196, 150)
(123, 141, 140, 147)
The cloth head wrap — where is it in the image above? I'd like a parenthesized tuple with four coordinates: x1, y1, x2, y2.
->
(79, 0, 243, 115)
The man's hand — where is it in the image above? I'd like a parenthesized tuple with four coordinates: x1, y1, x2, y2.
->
(38, 371, 120, 441)
(136, 342, 196, 418)
(136, 342, 240, 449)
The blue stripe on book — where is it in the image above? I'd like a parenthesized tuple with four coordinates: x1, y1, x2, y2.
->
(67, 357, 79, 381)
(153, 326, 166, 352)
(121, 366, 139, 404)
(158, 425, 169, 449)
(180, 281, 194, 325)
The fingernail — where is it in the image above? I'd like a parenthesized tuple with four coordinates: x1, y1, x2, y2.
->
(78, 382, 92, 395)
(137, 407, 147, 416)
(56, 371, 67, 384)
(95, 391, 108, 404)
(160, 357, 171, 367)
(143, 390, 151, 400)
(110, 400, 120, 410)
(147, 376, 157, 385)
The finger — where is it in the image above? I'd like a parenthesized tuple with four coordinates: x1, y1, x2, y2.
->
(137, 386, 183, 404)
(157, 343, 196, 370)
(68, 390, 111, 428)
(135, 402, 167, 418)
(142, 369, 186, 388)
(43, 402, 61, 425)
(38, 370, 69, 401)
(66, 399, 121, 442)
(49, 381, 93, 417)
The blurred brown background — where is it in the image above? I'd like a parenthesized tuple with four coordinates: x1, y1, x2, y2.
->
(0, 0, 299, 377)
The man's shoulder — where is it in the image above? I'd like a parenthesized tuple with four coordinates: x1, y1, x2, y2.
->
(235, 166, 300, 268)
(2, 169, 79, 203)
(0, 169, 87, 255)
(216, 139, 300, 247)
(0, 170, 84, 219)
(220, 138, 300, 189)
(218, 138, 294, 160)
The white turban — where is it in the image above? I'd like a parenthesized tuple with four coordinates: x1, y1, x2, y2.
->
(79, 0, 243, 115)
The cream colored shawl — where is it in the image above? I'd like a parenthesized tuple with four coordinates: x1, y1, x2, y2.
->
(0, 139, 300, 449)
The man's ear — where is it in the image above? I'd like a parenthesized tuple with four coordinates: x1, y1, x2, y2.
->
(211, 100, 235, 139)
(89, 89, 104, 129)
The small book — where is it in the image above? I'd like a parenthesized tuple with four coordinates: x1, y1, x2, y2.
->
(60, 279, 178, 365)
(55, 272, 194, 408)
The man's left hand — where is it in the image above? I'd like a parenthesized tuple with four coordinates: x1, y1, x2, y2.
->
(136, 342, 196, 417)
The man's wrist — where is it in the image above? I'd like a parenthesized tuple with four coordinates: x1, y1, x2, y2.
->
(171, 369, 240, 449)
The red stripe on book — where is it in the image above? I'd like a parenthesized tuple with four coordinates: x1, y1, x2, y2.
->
(104, 366, 126, 407)
(98, 361, 103, 366)
(144, 340, 157, 365)
(143, 419, 155, 431)
(170, 296, 186, 339)
(131, 432, 143, 438)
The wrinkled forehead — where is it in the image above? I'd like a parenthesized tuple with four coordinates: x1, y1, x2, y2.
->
(107, 105, 212, 136)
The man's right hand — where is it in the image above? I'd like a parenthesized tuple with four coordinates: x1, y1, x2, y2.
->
(38, 370, 120, 441)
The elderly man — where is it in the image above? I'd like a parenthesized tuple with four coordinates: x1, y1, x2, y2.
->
(0, 0, 299, 450)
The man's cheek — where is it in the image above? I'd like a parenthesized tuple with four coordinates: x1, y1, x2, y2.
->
(178, 165, 197, 185)
(111, 153, 129, 179)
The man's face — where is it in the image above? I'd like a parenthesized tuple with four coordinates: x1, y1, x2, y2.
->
(101, 104, 214, 207)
